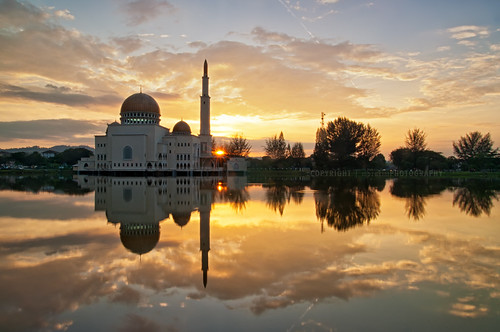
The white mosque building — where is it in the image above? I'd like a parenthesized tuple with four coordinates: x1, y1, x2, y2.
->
(76, 60, 228, 175)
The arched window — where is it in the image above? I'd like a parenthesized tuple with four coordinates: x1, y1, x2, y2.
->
(123, 146, 132, 160)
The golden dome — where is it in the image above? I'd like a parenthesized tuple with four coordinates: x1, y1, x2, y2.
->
(120, 93, 160, 115)
(172, 120, 191, 134)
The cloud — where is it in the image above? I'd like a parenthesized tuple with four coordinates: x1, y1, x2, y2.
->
(112, 36, 144, 54)
(0, 1, 124, 97)
(0, 83, 121, 107)
(187, 41, 207, 49)
(0, 0, 47, 29)
(251, 26, 295, 44)
(0, 119, 106, 142)
(121, 0, 176, 26)
(302, 9, 338, 23)
(54, 9, 74, 20)
(447, 25, 489, 40)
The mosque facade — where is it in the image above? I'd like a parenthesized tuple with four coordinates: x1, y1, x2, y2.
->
(76, 60, 219, 175)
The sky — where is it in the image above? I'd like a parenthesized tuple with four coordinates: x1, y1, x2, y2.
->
(0, 0, 499, 157)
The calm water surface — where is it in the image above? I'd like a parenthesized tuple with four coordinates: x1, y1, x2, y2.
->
(0, 175, 499, 332)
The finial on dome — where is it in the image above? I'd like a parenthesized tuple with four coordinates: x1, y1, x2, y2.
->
(204, 59, 208, 76)
(140, 85, 142, 93)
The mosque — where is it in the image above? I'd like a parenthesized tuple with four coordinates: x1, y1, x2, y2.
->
(75, 60, 244, 175)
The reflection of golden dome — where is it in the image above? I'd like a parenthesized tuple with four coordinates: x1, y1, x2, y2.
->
(172, 212, 191, 227)
(172, 120, 191, 134)
(120, 223, 160, 255)
(120, 93, 160, 115)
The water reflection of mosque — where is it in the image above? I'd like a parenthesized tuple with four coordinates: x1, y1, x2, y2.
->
(76, 176, 247, 288)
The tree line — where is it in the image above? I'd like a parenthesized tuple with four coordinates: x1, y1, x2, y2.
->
(0, 148, 93, 169)
(220, 116, 499, 171)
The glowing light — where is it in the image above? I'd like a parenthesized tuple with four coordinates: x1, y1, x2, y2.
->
(215, 150, 225, 156)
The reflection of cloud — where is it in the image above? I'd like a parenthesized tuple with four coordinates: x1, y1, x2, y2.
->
(449, 299, 489, 318)
(0, 181, 499, 330)
(110, 285, 142, 305)
(117, 314, 162, 332)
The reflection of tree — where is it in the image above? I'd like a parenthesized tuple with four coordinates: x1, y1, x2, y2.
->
(264, 184, 305, 215)
(390, 178, 449, 220)
(216, 187, 250, 213)
(265, 184, 288, 215)
(288, 185, 305, 205)
(0, 175, 92, 195)
(404, 195, 426, 221)
(312, 178, 383, 231)
(453, 180, 499, 217)
(225, 188, 250, 213)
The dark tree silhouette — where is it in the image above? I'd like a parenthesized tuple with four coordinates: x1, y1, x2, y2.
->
(313, 126, 329, 168)
(290, 142, 305, 159)
(453, 131, 498, 170)
(265, 131, 287, 160)
(225, 134, 252, 157)
(405, 128, 427, 152)
(314, 117, 381, 168)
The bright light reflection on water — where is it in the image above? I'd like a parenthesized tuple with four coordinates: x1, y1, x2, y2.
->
(0, 175, 499, 331)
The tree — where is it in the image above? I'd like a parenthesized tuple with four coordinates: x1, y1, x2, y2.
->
(390, 148, 413, 170)
(357, 124, 382, 168)
(312, 127, 329, 168)
(326, 117, 363, 167)
(211, 137, 220, 153)
(265, 131, 287, 159)
(405, 128, 427, 153)
(55, 148, 93, 166)
(390, 128, 445, 170)
(224, 134, 251, 157)
(290, 142, 305, 159)
(317, 117, 381, 168)
(453, 132, 498, 170)
(369, 153, 386, 169)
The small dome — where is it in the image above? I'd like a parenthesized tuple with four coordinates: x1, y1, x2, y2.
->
(120, 93, 160, 115)
(172, 120, 191, 134)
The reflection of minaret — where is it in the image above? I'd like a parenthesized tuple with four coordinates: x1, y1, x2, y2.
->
(200, 60, 212, 158)
(199, 187, 212, 288)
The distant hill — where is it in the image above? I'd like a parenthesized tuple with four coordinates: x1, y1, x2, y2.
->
(2, 145, 94, 154)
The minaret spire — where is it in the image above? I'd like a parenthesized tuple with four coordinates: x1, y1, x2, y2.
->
(200, 60, 212, 157)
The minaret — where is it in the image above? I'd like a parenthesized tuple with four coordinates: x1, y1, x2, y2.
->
(200, 60, 212, 157)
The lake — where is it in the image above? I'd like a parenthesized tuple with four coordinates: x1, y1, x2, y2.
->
(0, 174, 499, 331)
